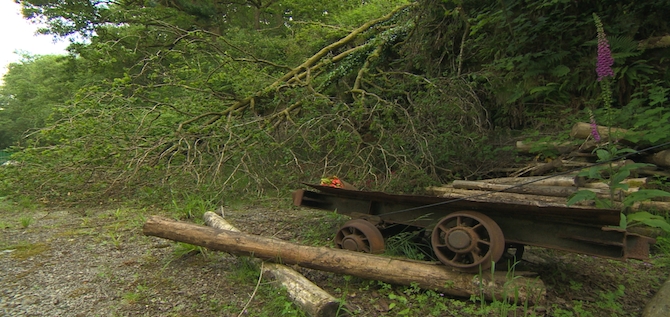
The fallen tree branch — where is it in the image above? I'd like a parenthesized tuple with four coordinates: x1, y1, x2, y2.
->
(176, 3, 416, 132)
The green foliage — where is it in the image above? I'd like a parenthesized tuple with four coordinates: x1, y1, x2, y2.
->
(653, 236, 670, 267)
(172, 242, 209, 258)
(565, 13, 670, 235)
(384, 231, 432, 261)
(2, 0, 668, 206)
(19, 216, 34, 228)
(0, 150, 10, 164)
(169, 193, 217, 221)
(1, 241, 50, 259)
(0, 54, 77, 149)
(567, 151, 670, 232)
(408, 0, 670, 129)
(595, 284, 626, 316)
(625, 211, 670, 233)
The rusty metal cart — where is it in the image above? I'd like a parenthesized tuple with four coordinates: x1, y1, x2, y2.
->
(293, 184, 656, 272)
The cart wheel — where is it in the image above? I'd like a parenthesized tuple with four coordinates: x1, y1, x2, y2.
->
(431, 211, 505, 272)
(335, 219, 385, 254)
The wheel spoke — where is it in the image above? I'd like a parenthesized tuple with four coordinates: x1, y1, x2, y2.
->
(335, 219, 385, 254)
(470, 250, 482, 263)
(432, 211, 505, 271)
(477, 239, 490, 246)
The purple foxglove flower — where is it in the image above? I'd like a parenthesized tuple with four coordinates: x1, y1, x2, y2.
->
(590, 117, 601, 142)
(594, 14, 614, 81)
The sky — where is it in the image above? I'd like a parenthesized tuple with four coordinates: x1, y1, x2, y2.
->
(1, 1, 70, 81)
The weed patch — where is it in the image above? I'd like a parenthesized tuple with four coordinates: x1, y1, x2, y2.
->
(2, 241, 50, 259)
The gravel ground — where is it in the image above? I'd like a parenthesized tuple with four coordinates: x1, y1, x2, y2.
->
(0, 207, 288, 317)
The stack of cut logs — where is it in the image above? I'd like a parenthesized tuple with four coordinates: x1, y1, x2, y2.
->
(513, 122, 670, 176)
(428, 122, 670, 212)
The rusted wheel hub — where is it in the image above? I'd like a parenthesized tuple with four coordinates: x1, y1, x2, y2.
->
(431, 211, 505, 272)
(335, 219, 385, 254)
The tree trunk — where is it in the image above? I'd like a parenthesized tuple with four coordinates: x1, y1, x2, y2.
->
(143, 216, 546, 304)
(203, 212, 346, 317)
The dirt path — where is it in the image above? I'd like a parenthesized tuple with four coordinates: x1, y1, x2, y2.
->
(1, 205, 668, 316)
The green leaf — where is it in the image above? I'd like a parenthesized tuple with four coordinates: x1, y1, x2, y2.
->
(627, 212, 670, 233)
(567, 190, 597, 206)
(618, 162, 654, 173)
(595, 149, 611, 162)
(610, 182, 629, 192)
(627, 211, 656, 221)
(619, 213, 627, 229)
(638, 219, 670, 233)
(609, 169, 630, 186)
(588, 165, 607, 180)
(577, 169, 591, 177)
(623, 189, 670, 207)
(614, 148, 638, 155)
(594, 197, 613, 209)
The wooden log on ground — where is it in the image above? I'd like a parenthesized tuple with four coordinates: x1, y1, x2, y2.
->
(452, 180, 610, 198)
(515, 141, 574, 154)
(570, 122, 636, 141)
(203, 211, 346, 317)
(428, 186, 666, 212)
(479, 176, 575, 186)
(144, 216, 546, 304)
(515, 140, 599, 154)
(530, 158, 563, 176)
(480, 176, 648, 189)
(644, 149, 670, 168)
(637, 201, 670, 212)
(494, 160, 617, 177)
(427, 186, 593, 207)
(638, 34, 670, 50)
